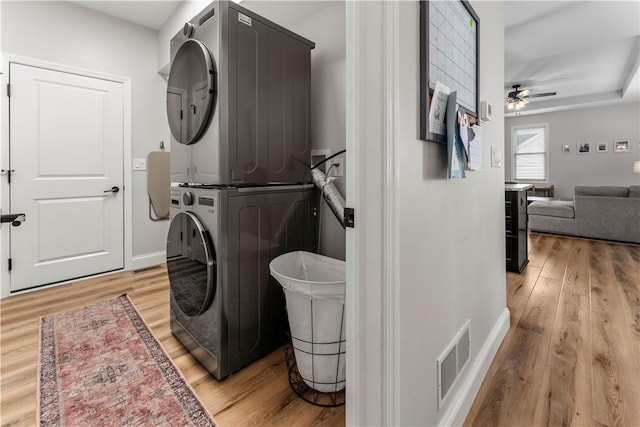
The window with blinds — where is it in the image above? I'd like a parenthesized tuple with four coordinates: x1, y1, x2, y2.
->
(512, 125, 548, 181)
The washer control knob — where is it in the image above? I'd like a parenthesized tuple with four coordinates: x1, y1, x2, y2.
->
(183, 191, 194, 206)
(183, 22, 195, 38)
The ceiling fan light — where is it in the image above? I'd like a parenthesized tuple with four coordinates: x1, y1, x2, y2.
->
(507, 102, 514, 110)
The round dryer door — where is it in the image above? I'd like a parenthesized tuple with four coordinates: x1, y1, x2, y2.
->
(167, 212, 217, 316)
(167, 39, 217, 145)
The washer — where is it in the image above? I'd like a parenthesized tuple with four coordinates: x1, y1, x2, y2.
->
(167, 184, 317, 379)
(167, 1, 316, 186)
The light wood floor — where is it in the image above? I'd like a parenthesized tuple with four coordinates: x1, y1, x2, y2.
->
(465, 233, 640, 427)
(0, 266, 345, 427)
(4, 235, 639, 427)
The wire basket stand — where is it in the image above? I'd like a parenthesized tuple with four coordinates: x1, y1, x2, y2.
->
(281, 291, 346, 407)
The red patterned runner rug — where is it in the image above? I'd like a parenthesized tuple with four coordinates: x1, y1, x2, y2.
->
(38, 294, 216, 427)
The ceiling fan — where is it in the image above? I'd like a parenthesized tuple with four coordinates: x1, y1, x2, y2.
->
(506, 84, 557, 110)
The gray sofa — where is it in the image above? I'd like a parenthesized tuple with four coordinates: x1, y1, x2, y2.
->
(528, 185, 640, 244)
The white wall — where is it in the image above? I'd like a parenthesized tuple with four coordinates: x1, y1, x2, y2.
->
(159, 1, 347, 260)
(0, 0, 7, 288)
(505, 102, 640, 198)
(396, 1, 507, 424)
(1, 1, 169, 261)
(157, 0, 210, 73)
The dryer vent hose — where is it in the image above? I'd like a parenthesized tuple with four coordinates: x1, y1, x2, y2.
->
(311, 168, 346, 229)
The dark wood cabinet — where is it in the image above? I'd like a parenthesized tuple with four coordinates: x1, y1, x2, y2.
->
(505, 187, 529, 272)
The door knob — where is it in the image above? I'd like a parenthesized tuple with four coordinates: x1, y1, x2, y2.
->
(104, 186, 120, 194)
(1, 213, 25, 226)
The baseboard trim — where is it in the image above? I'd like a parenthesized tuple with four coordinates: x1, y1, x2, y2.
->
(438, 307, 511, 426)
(131, 251, 166, 271)
(2, 251, 166, 298)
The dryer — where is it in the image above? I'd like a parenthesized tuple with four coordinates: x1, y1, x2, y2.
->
(167, 1, 316, 186)
(167, 184, 317, 379)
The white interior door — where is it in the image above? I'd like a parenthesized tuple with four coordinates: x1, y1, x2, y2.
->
(9, 63, 124, 292)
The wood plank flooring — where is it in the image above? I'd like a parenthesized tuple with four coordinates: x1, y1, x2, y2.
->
(0, 266, 345, 427)
(3, 233, 638, 426)
(465, 234, 640, 427)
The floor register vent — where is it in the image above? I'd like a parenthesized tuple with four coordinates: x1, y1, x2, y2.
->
(436, 320, 471, 410)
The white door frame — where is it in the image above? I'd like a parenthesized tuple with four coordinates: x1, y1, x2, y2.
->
(345, 2, 400, 425)
(0, 54, 132, 298)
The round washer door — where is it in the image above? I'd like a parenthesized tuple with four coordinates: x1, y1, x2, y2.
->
(167, 212, 217, 316)
(167, 39, 217, 145)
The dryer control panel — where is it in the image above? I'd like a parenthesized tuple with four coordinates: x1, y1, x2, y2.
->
(170, 190, 181, 209)
(183, 191, 195, 206)
(198, 197, 214, 207)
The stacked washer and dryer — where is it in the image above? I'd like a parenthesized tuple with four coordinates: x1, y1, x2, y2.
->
(165, 1, 317, 380)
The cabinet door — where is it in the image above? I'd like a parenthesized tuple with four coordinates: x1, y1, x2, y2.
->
(517, 191, 528, 226)
(505, 190, 529, 272)
(505, 235, 518, 270)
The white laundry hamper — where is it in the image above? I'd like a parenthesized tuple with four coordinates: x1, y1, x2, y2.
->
(270, 251, 346, 406)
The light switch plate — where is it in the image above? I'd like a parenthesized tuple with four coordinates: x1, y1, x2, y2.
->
(133, 158, 147, 171)
(480, 100, 492, 122)
(491, 146, 502, 168)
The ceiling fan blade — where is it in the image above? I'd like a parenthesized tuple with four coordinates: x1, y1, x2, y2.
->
(523, 92, 557, 99)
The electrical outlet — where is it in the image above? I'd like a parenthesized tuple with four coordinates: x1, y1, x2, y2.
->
(332, 158, 344, 177)
(311, 149, 331, 172)
(133, 158, 147, 171)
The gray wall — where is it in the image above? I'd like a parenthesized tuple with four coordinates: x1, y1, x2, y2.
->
(395, 1, 507, 423)
(289, 2, 346, 261)
(505, 102, 640, 198)
(2, 1, 169, 259)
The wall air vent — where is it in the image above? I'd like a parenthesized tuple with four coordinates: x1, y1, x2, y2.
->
(436, 320, 471, 411)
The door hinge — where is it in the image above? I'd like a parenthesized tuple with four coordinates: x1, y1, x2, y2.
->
(8, 258, 12, 272)
(1, 169, 14, 184)
(6, 83, 10, 97)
